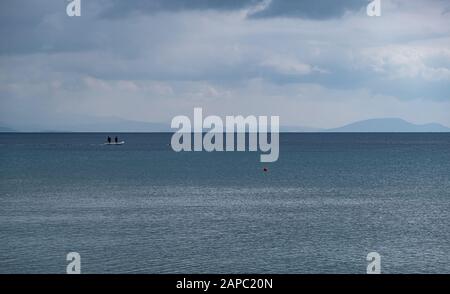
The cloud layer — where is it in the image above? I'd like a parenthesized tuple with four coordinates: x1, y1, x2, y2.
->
(0, 0, 449, 129)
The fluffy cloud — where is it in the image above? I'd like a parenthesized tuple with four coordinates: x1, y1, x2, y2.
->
(361, 45, 450, 81)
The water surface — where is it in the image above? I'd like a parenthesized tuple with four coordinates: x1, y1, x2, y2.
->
(0, 133, 449, 273)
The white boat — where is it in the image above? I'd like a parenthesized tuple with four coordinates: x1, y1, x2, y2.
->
(104, 141, 125, 145)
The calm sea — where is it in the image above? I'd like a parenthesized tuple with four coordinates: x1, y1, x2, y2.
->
(0, 133, 449, 273)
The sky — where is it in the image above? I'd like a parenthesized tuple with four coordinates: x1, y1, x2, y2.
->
(0, 0, 449, 130)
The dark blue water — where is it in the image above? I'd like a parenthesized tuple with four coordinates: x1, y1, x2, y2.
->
(0, 133, 449, 273)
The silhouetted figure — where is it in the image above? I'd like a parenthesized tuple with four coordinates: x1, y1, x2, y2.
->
(107, 136, 111, 144)
(115, 136, 118, 143)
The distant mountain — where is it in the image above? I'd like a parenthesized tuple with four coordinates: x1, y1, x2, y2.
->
(3, 117, 450, 133)
(0, 124, 16, 132)
(2, 117, 171, 132)
(327, 118, 450, 132)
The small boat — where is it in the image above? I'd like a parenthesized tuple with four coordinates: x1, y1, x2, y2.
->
(104, 141, 125, 145)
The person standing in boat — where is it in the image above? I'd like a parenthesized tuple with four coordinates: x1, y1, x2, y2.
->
(107, 136, 111, 144)
(115, 136, 118, 143)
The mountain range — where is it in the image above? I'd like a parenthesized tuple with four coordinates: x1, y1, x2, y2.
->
(326, 118, 450, 132)
(1, 117, 449, 133)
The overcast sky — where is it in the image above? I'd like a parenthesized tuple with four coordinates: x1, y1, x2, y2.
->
(1, 0, 449, 129)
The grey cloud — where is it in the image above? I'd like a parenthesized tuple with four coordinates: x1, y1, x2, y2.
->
(249, 0, 367, 19)
(0, 0, 59, 27)
(0, 0, 105, 55)
(0, 0, 369, 55)
(99, 0, 262, 18)
(99, 0, 367, 19)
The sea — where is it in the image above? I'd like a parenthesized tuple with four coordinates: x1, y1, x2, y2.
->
(0, 133, 449, 273)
